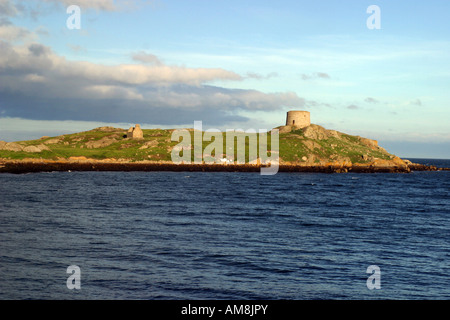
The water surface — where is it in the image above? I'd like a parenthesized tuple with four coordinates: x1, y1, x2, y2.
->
(0, 159, 449, 299)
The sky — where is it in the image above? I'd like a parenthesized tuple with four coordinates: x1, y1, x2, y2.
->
(0, 0, 449, 158)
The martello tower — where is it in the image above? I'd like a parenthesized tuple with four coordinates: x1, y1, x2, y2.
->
(286, 110, 310, 128)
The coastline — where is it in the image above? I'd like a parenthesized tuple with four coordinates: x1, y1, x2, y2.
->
(0, 159, 446, 174)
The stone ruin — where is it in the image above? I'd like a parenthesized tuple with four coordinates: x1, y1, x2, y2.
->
(126, 124, 144, 139)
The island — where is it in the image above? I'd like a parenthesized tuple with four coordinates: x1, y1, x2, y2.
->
(0, 111, 446, 174)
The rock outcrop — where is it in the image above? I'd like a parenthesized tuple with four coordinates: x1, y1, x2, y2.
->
(43, 138, 62, 145)
(139, 140, 158, 149)
(359, 137, 379, 150)
(0, 141, 23, 152)
(23, 146, 42, 153)
(0, 141, 50, 153)
(85, 136, 117, 149)
(277, 126, 292, 134)
(303, 124, 340, 140)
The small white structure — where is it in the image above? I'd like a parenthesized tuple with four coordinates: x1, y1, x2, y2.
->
(220, 158, 233, 164)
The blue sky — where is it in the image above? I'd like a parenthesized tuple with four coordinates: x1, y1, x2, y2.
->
(1, 0, 449, 158)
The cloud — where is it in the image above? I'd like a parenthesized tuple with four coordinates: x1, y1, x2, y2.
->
(0, 0, 19, 17)
(0, 24, 32, 42)
(245, 71, 279, 80)
(364, 97, 379, 104)
(0, 40, 306, 126)
(0, 41, 242, 87)
(306, 100, 332, 108)
(0, 2, 306, 128)
(40, 0, 155, 12)
(316, 72, 330, 79)
(28, 43, 50, 56)
(67, 44, 85, 53)
(300, 72, 330, 80)
(347, 104, 359, 110)
(42, 0, 118, 11)
(0, 1, 34, 42)
(24, 73, 46, 83)
(131, 51, 162, 65)
(0, 81, 305, 124)
(2, 0, 150, 23)
(410, 99, 422, 106)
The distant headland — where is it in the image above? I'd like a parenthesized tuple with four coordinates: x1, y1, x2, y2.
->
(0, 111, 447, 174)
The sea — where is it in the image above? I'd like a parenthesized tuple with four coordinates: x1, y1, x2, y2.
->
(0, 158, 449, 300)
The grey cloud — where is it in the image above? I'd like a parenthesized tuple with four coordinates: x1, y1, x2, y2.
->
(35, 26, 49, 36)
(0, 90, 249, 125)
(132, 51, 163, 65)
(306, 100, 332, 108)
(28, 43, 50, 56)
(316, 72, 330, 79)
(347, 104, 359, 110)
(410, 99, 422, 106)
(300, 72, 330, 80)
(67, 44, 85, 53)
(9, 0, 146, 24)
(0, 24, 31, 41)
(0, 1, 32, 42)
(365, 97, 379, 104)
(0, 41, 242, 88)
(0, 40, 306, 126)
(0, 17, 12, 26)
(300, 74, 312, 80)
(0, 1, 306, 128)
(0, 0, 19, 17)
(246, 72, 279, 79)
(0, 82, 305, 123)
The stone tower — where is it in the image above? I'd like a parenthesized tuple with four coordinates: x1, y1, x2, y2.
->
(286, 110, 310, 128)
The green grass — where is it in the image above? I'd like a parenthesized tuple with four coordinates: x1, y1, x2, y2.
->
(0, 126, 394, 164)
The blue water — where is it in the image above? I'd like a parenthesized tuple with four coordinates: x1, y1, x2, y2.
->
(0, 159, 449, 300)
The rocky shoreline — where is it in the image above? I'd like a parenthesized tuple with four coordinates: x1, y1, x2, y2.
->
(0, 159, 446, 174)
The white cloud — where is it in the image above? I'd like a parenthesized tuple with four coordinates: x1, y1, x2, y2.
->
(83, 85, 144, 100)
(0, 39, 306, 125)
(0, 41, 243, 88)
(42, 0, 118, 11)
(24, 73, 46, 82)
(0, 24, 32, 41)
(0, 1, 307, 128)
(40, 0, 156, 12)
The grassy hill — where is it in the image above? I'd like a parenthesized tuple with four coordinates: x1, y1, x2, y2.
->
(0, 124, 398, 165)
(277, 124, 394, 165)
(0, 124, 400, 166)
